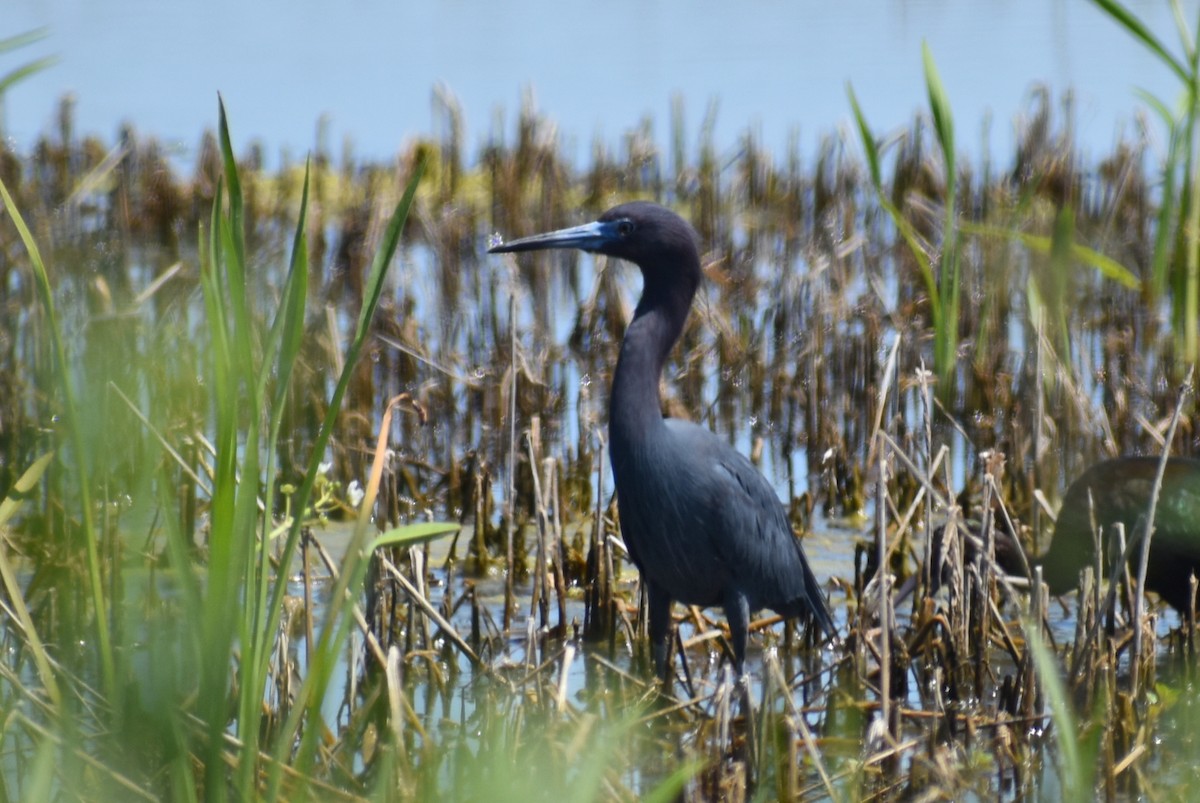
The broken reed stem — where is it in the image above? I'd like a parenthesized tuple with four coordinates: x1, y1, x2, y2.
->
(545, 456, 569, 631)
(306, 533, 389, 668)
(1131, 368, 1191, 698)
(472, 466, 489, 573)
(765, 653, 840, 802)
(946, 460, 967, 664)
(975, 455, 996, 701)
(554, 642, 576, 712)
(875, 446, 890, 729)
(302, 528, 315, 671)
(584, 433, 609, 640)
(920, 365, 934, 613)
(1027, 565, 1044, 723)
(385, 646, 407, 763)
(989, 472, 1033, 581)
(866, 338, 900, 734)
(1033, 311, 1044, 554)
(1071, 520, 1150, 696)
(379, 553, 482, 667)
(504, 290, 518, 632)
(527, 423, 549, 629)
(413, 547, 432, 651)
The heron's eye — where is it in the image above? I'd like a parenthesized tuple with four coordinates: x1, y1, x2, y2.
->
(617, 220, 634, 237)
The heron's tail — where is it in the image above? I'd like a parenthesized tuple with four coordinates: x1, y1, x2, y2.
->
(802, 556, 837, 640)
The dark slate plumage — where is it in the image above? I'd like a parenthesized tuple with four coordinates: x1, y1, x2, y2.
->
(1042, 456, 1200, 615)
(491, 201, 835, 677)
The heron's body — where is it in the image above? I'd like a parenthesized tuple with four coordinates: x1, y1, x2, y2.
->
(491, 201, 835, 677)
(1043, 456, 1200, 615)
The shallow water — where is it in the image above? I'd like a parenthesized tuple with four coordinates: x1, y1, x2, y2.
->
(7, 0, 1198, 168)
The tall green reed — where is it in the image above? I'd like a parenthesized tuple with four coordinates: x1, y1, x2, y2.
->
(0, 162, 114, 704)
(0, 28, 58, 137)
(194, 97, 437, 798)
(0, 97, 438, 799)
(849, 43, 961, 402)
(1025, 616, 1097, 801)
(1091, 0, 1200, 366)
(0, 453, 60, 710)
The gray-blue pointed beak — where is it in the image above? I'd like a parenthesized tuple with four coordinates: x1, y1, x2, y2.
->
(489, 220, 617, 254)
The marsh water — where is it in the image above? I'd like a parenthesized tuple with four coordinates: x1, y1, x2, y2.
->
(7, 1, 1200, 799)
(6, 0, 1198, 166)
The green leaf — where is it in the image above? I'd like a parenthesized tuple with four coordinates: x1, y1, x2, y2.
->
(0, 452, 53, 526)
(1088, 0, 1190, 84)
(962, 222, 1141, 289)
(368, 521, 461, 553)
(216, 95, 256, 389)
(1024, 618, 1091, 801)
(847, 83, 882, 188)
(0, 27, 49, 55)
(0, 55, 58, 95)
(923, 42, 955, 174)
(262, 156, 426, 798)
(0, 168, 115, 700)
(0, 453, 63, 708)
(1133, 87, 1176, 126)
(262, 159, 311, 411)
(354, 156, 425, 341)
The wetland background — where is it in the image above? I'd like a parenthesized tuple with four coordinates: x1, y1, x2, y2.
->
(6, 1, 1200, 800)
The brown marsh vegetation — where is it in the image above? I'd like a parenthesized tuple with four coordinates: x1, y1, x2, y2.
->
(3, 34, 1200, 801)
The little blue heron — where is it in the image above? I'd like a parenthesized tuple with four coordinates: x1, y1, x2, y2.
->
(926, 457, 1200, 618)
(490, 201, 836, 678)
(1041, 456, 1200, 616)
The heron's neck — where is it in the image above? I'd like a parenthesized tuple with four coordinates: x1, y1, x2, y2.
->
(610, 278, 695, 447)
(1039, 522, 1096, 595)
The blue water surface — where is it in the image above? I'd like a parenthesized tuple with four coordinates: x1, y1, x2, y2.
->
(4, 0, 1197, 167)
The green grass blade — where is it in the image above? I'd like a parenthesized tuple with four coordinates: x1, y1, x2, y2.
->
(215, 97, 257, 393)
(962, 221, 1141, 289)
(1047, 205, 1075, 364)
(923, 42, 955, 170)
(263, 155, 427, 798)
(199, 115, 273, 793)
(0, 453, 63, 709)
(216, 96, 246, 284)
(196, 178, 243, 803)
(1184, 152, 1200, 363)
(923, 41, 961, 399)
(848, 81, 940, 314)
(0, 452, 53, 527)
(1134, 87, 1176, 125)
(883, 196, 940, 312)
(0, 28, 49, 54)
(1089, 0, 1190, 83)
(264, 158, 311, 412)
(0, 55, 58, 95)
(24, 735, 57, 803)
(1172, 0, 1196, 62)
(238, 159, 312, 790)
(368, 522, 461, 553)
(847, 83, 882, 188)
(642, 759, 704, 803)
(1023, 618, 1091, 801)
(1132, 87, 1184, 299)
(0, 173, 115, 701)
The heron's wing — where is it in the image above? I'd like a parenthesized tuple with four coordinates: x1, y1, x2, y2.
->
(1058, 457, 1200, 556)
(1046, 457, 1200, 606)
(664, 420, 834, 634)
(1148, 460, 1200, 553)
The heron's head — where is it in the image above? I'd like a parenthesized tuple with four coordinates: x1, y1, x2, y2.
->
(489, 201, 701, 286)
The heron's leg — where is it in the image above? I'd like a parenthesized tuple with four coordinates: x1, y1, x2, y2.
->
(723, 590, 751, 676)
(646, 582, 673, 681)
